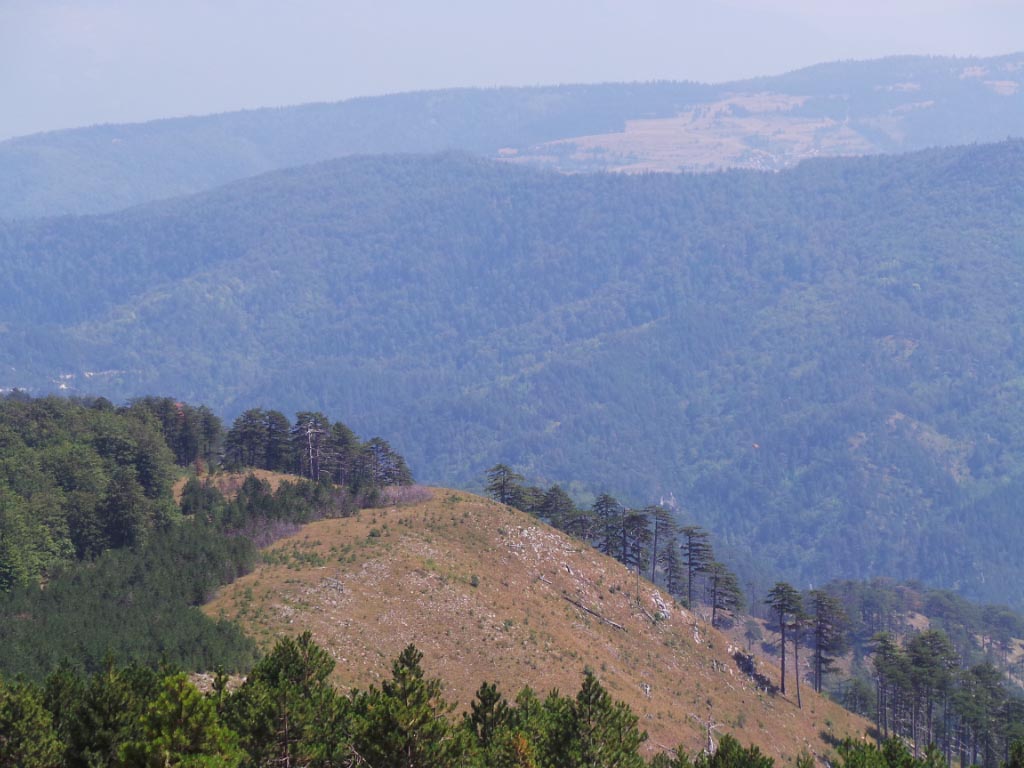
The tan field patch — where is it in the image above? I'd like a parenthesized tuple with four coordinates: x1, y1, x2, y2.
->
(204, 488, 870, 762)
(173, 469, 302, 503)
(508, 92, 878, 173)
(985, 80, 1020, 96)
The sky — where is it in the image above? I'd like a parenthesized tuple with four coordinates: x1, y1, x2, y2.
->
(1, 0, 1022, 141)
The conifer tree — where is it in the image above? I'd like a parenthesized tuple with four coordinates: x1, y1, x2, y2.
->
(808, 589, 849, 694)
(592, 494, 623, 557)
(467, 681, 510, 750)
(119, 672, 243, 767)
(226, 630, 337, 767)
(485, 464, 526, 506)
(648, 505, 676, 585)
(350, 644, 467, 768)
(659, 542, 685, 600)
(263, 410, 292, 472)
(870, 632, 903, 741)
(622, 508, 652, 574)
(766, 582, 802, 696)
(0, 677, 63, 768)
(358, 437, 413, 487)
(224, 408, 268, 469)
(540, 484, 576, 527)
(707, 562, 743, 629)
(570, 669, 646, 768)
(680, 526, 713, 610)
(291, 412, 333, 481)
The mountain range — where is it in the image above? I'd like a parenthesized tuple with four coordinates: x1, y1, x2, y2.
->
(4, 138, 1024, 606)
(1, 52, 1022, 219)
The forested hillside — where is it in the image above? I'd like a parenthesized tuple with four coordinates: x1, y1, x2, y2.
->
(0, 394, 415, 677)
(1, 52, 1021, 217)
(3, 394, 1023, 764)
(478, 465, 1024, 765)
(3, 143, 1024, 605)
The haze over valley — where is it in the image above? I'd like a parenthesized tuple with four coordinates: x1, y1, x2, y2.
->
(3, 4, 1024, 765)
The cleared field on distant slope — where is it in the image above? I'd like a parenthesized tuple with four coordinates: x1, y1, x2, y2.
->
(7, 145, 1024, 606)
(2, 52, 1021, 218)
(204, 489, 869, 761)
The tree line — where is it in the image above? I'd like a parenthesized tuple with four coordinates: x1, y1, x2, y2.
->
(0, 393, 414, 593)
(222, 407, 412, 491)
(4, 630, 1012, 768)
(484, 464, 742, 629)
(0, 470, 356, 680)
(483, 465, 1024, 763)
(8, 143, 1024, 608)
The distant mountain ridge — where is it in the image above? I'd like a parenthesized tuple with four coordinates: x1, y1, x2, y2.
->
(4, 142, 1024, 606)
(1, 52, 1022, 218)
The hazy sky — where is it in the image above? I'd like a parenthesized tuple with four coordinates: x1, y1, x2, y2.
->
(2, 0, 1022, 140)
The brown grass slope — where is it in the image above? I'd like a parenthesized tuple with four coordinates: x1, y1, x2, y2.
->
(172, 470, 300, 503)
(204, 488, 869, 762)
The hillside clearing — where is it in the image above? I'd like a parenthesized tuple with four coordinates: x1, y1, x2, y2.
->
(205, 488, 870, 761)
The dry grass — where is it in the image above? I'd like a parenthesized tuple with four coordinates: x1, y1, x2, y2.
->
(172, 469, 301, 503)
(204, 488, 870, 762)
(506, 91, 881, 174)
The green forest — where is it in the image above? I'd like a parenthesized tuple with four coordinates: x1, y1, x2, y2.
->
(4, 142, 1024, 606)
(3, 630, 986, 768)
(2, 394, 1024, 764)
(5, 39, 1024, 768)
(3, 52, 1021, 219)
(0, 394, 413, 679)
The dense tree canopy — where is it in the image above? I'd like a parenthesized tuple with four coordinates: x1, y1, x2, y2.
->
(6, 143, 1024, 605)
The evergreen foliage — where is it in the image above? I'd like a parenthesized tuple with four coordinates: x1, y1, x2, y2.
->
(0, 393, 415, 679)
(8, 144, 1024, 603)
(6, 634, 1018, 768)
(0, 519, 259, 679)
(483, 466, 744, 624)
(3, 53, 1023, 220)
(0, 394, 178, 589)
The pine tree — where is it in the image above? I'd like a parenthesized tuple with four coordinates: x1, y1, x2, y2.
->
(592, 494, 623, 557)
(707, 562, 743, 629)
(226, 631, 337, 767)
(350, 644, 468, 768)
(291, 412, 332, 481)
(539, 485, 576, 528)
(870, 632, 905, 741)
(67, 661, 156, 768)
(119, 672, 243, 767)
(648, 505, 676, 585)
(0, 677, 63, 768)
(263, 410, 293, 472)
(467, 681, 510, 750)
(569, 670, 646, 768)
(485, 465, 526, 507)
(621, 508, 652, 575)
(906, 630, 957, 757)
(659, 541, 685, 600)
(680, 526, 713, 610)
(808, 589, 849, 694)
(765, 582, 802, 696)
(358, 437, 414, 487)
(224, 408, 268, 469)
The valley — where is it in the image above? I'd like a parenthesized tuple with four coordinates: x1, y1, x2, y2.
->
(3, 33, 1024, 764)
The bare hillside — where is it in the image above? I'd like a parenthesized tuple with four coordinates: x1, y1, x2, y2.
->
(204, 488, 870, 761)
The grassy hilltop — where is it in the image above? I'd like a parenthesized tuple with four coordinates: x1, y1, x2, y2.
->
(205, 488, 870, 761)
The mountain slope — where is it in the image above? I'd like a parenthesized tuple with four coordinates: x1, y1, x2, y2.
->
(203, 489, 869, 761)
(4, 144, 1024, 604)
(2, 53, 1022, 218)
